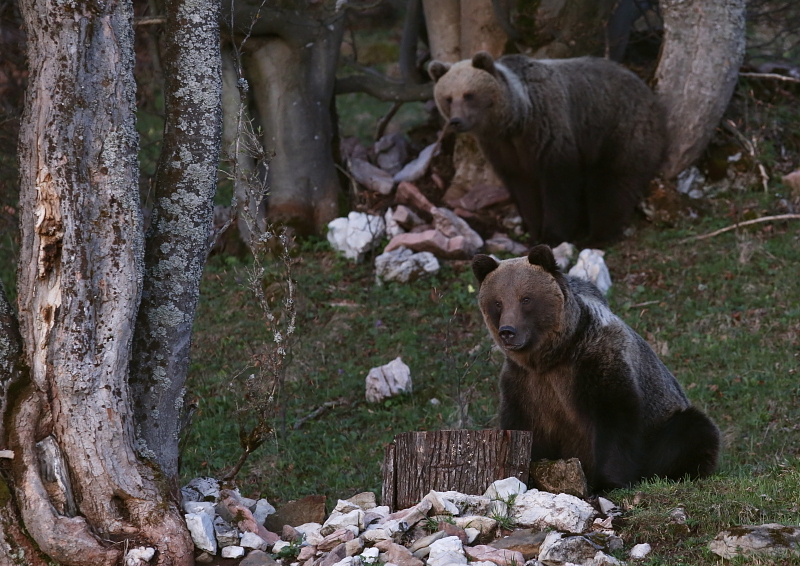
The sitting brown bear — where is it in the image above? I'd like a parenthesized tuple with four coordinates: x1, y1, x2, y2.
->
(429, 52, 667, 247)
(472, 245, 719, 491)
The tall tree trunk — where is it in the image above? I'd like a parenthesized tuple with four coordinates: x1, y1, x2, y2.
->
(129, 0, 222, 484)
(245, 21, 344, 234)
(423, 0, 461, 62)
(14, 0, 196, 561)
(654, 0, 746, 178)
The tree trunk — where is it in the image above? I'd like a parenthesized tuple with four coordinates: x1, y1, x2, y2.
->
(461, 0, 507, 58)
(14, 0, 198, 561)
(244, 21, 344, 234)
(423, 0, 461, 62)
(654, 0, 746, 178)
(129, 0, 222, 484)
(382, 430, 532, 511)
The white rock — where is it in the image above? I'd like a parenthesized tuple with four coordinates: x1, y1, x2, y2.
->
(552, 242, 577, 271)
(464, 528, 480, 544)
(485, 477, 527, 516)
(431, 207, 484, 256)
(676, 166, 705, 198)
(124, 546, 156, 566)
(182, 477, 220, 503)
(709, 523, 800, 559)
(213, 516, 239, 547)
(272, 540, 291, 554)
(295, 522, 324, 546)
(322, 508, 365, 536)
(375, 246, 440, 284)
(409, 531, 447, 552)
(510, 490, 597, 533)
(453, 516, 498, 539)
(423, 491, 461, 515)
(334, 499, 363, 514)
(393, 142, 437, 183)
(568, 249, 612, 295)
(185, 512, 217, 554)
(428, 536, 467, 566)
(365, 357, 412, 403)
(253, 498, 276, 525)
(630, 543, 652, 559)
(538, 532, 623, 566)
(361, 547, 381, 564)
(437, 492, 491, 516)
(331, 557, 356, 566)
(183, 501, 215, 517)
(221, 545, 246, 559)
(327, 212, 386, 263)
(385, 208, 406, 238)
(240, 531, 267, 551)
(362, 527, 391, 543)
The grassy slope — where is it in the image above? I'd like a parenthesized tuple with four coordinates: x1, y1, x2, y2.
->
(183, 188, 800, 564)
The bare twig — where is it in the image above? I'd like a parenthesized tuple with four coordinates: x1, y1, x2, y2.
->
(678, 214, 800, 244)
(293, 399, 350, 430)
(739, 72, 800, 84)
(375, 102, 403, 141)
(133, 16, 166, 25)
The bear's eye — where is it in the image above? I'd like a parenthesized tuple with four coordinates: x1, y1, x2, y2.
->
(445, 96, 453, 104)
(521, 297, 531, 305)
(495, 301, 502, 310)
(463, 92, 474, 101)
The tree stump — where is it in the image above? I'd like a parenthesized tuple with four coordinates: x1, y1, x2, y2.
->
(382, 430, 532, 510)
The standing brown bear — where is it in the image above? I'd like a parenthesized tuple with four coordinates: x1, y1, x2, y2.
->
(473, 246, 719, 491)
(429, 52, 667, 246)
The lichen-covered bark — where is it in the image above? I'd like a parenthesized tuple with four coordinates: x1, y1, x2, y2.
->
(129, 0, 222, 481)
(0, 281, 22, 444)
(655, 0, 746, 178)
(14, 0, 193, 561)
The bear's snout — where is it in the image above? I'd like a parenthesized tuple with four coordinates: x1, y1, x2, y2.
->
(448, 116, 468, 132)
(498, 325, 517, 345)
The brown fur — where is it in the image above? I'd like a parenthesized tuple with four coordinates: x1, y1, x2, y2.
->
(430, 52, 667, 246)
(473, 246, 720, 491)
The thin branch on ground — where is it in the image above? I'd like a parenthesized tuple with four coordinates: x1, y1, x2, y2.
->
(678, 214, 800, 244)
(739, 71, 800, 84)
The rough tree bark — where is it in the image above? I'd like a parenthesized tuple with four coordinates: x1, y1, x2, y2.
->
(654, 0, 746, 178)
(129, 0, 222, 484)
(9, 0, 220, 560)
(225, 4, 344, 234)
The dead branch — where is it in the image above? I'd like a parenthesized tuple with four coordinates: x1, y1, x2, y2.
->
(739, 71, 800, 84)
(133, 16, 166, 25)
(335, 74, 433, 102)
(678, 214, 800, 244)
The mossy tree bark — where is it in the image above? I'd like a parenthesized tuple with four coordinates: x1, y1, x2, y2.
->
(9, 0, 220, 560)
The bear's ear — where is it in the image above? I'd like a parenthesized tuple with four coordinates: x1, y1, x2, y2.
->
(472, 254, 499, 285)
(428, 60, 451, 82)
(472, 51, 497, 76)
(528, 245, 558, 274)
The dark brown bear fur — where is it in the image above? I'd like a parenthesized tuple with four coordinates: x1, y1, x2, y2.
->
(430, 52, 667, 247)
(473, 246, 719, 491)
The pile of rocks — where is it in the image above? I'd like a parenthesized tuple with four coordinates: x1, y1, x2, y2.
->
(177, 475, 655, 566)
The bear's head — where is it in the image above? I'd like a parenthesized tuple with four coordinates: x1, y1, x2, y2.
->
(472, 245, 567, 359)
(428, 51, 506, 135)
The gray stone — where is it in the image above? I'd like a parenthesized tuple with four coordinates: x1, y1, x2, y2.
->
(437, 492, 492, 516)
(222, 545, 246, 559)
(676, 166, 706, 199)
(375, 247, 440, 284)
(629, 543, 651, 559)
(241, 549, 280, 566)
(124, 547, 155, 566)
(365, 357, 412, 403)
(213, 516, 239, 547)
(464, 545, 525, 566)
(597, 498, 620, 518)
(510, 490, 596, 534)
(393, 142, 437, 184)
(195, 552, 213, 564)
(327, 212, 386, 263)
(253, 498, 277, 526)
(422, 491, 460, 515)
(241, 531, 268, 551)
(374, 133, 409, 175)
(182, 477, 220, 503)
(345, 538, 364, 557)
(318, 528, 355, 552)
(537, 532, 623, 566)
(185, 512, 217, 554)
(431, 207, 483, 256)
(350, 158, 395, 195)
(409, 530, 447, 552)
(321, 508, 365, 536)
(375, 540, 424, 566)
(708, 523, 800, 559)
(294, 522, 324, 546)
(529, 458, 588, 498)
(183, 501, 215, 517)
(427, 536, 467, 566)
(485, 477, 528, 517)
(453, 516, 498, 542)
(551, 242, 576, 271)
(346, 491, 377, 511)
(490, 529, 547, 560)
(568, 249, 611, 295)
(485, 234, 528, 256)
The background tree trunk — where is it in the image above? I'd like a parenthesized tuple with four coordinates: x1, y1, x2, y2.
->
(13, 0, 202, 560)
(129, 0, 222, 484)
(654, 0, 747, 178)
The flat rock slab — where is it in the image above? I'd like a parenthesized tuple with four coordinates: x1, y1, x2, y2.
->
(529, 458, 588, 499)
(490, 529, 548, 560)
(265, 495, 326, 533)
(709, 523, 800, 559)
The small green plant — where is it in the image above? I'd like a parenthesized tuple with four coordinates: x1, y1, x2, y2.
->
(273, 537, 302, 561)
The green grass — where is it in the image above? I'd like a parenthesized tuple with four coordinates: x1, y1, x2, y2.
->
(181, 187, 800, 564)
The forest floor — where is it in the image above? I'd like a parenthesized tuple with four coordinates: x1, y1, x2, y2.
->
(182, 179, 800, 565)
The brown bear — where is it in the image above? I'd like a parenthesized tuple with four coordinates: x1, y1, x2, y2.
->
(429, 52, 667, 247)
(472, 245, 719, 491)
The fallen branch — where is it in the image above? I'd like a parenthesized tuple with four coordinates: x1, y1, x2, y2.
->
(293, 400, 349, 430)
(739, 72, 800, 84)
(335, 74, 433, 102)
(678, 214, 800, 244)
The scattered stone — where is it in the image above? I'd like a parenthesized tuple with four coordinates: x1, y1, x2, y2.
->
(195, 552, 213, 564)
(376, 539, 425, 566)
(464, 544, 525, 566)
(345, 537, 365, 556)
(241, 549, 280, 566)
(391, 205, 425, 230)
(385, 230, 473, 259)
(485, 477, 527, 516)
(327, 212, 386, 263)
(431, 207, 484, 256)
(438, 521, 469, 544)
(423, 491, 461, 515)
(222, 545, 246, 559)
(709, 524, 800, 559)
(490, 529, 547, 560)
(413, 547, 431, 560)
(266, 497, 327, 532)
(485, 233, 528, 256)
(350, 157, 395, 195)
(365, 357, 412, 403)
(340, 136, 368, 163)
(596, 498, 621, 518)
(322, 508, 365, 536)
(182, 477, 220, 503)
(568, 249, 611, 295)
(409, 531, 447, 552)
(363, 506, 390, 527)
(361, 547, 380, 564)
(444, 184, 511, 212)
(185, 512, 217, 555)
(510, 490, 596, 534)
(385, 208, 406, 238)
(283, 524, 302, 542)
(316, 543, 347, 566)
(435, 493, 491, 516)
(676, 165, 706, 199)
(184, 501, 215, 517)
(318, 528, 356, 552)
(465, 528, 480, 544)
(551, 242, 576, 271)
(241, 531, 268, 551)
(537, 532, 623, 566)
(253, 498, 277, 526)
(427, 536, 468, 566)
(124, 546, 156, 566)
(273, 540, 291, 554)
(374, 133, 409, 175)
(294, 522, 325, 546)
(375, 247, 440, 283)
(394, 142, 438, 184)
(529, 458, 588, 499)
(213, 516, 239, 548)
(395, 182, 435, 213)
(453, 516, 498, 542)
(629, 543, 651, 559)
